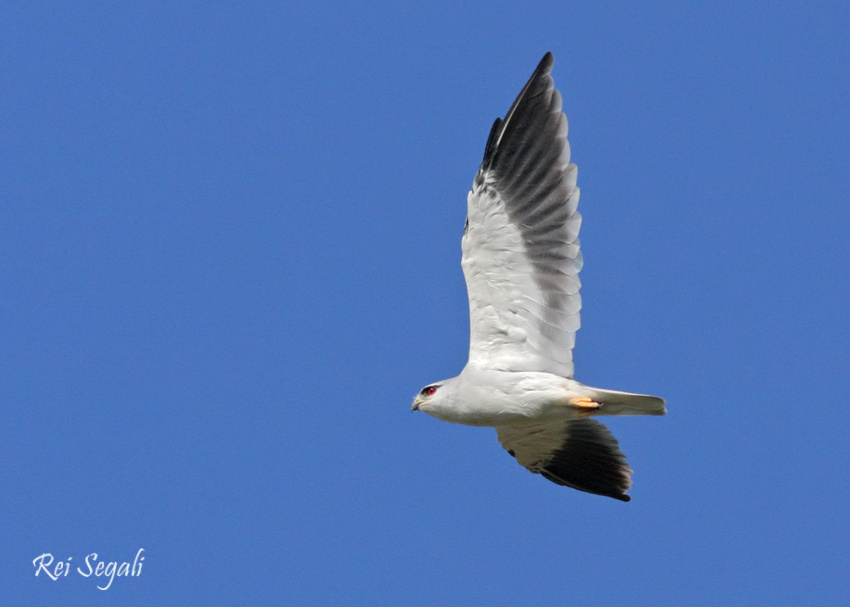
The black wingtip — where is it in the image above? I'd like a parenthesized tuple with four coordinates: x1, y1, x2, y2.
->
(537, 51, 554, 73)
(539, 419, 634, 501)
(479, 53, 556, 173)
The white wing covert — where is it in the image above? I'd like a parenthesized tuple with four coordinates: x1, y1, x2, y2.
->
(462, 53, 582, 378)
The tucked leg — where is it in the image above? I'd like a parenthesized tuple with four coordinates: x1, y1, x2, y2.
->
(570, 396, 601, 410)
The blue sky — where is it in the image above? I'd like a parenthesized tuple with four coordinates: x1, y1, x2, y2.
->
(3, 2, 849, 605)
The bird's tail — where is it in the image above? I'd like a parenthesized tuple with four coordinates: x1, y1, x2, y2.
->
(585, 387, 667, 416)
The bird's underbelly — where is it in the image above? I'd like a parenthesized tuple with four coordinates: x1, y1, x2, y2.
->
(421, 366, 584, 426)
(427, 402, 559, 427)
(429, 371, 582, 427)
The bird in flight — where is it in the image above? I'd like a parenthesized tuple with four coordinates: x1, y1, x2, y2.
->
(412, 53, 665, 502)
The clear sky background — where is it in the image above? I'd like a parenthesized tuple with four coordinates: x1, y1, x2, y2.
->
(3, 2, 849, 605)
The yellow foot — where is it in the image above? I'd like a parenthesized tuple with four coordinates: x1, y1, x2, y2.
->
(569, 396, 601, 410)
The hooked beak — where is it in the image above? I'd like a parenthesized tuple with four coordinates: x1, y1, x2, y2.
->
(411, 397, 421, 412)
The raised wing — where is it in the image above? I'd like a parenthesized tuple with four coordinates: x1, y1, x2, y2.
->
(496, 418, 632, 501)
(462, 52, 582, 377)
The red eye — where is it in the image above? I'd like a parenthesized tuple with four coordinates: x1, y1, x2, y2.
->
(422, 386, 438, 396)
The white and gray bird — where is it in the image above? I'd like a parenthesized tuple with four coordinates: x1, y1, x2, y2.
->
(412, 53, 665, 502)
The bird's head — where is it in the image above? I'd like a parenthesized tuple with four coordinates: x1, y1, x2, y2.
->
(411, 381, 446, 414)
